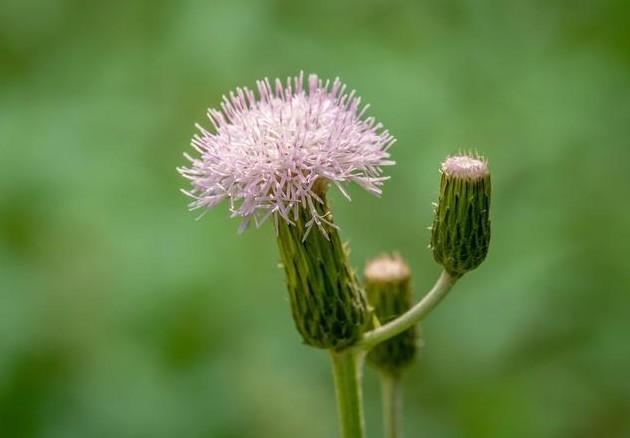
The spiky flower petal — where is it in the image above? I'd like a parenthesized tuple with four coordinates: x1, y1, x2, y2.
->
(178, 72, 395, 234)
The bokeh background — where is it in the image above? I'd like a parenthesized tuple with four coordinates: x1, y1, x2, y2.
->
(2, 0, 629, 437)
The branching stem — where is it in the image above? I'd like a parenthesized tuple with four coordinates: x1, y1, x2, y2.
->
(355, 270, 457, 352)
(330, 270, 458, 438)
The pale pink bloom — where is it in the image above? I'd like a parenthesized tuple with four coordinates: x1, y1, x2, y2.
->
(442, 155, 489, 179)
(179, 72, 395, 235)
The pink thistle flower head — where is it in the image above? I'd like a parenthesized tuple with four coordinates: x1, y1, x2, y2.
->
(178, 72, 396, 235)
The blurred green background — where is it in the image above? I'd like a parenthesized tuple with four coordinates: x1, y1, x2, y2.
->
(1, 0, 629, 437)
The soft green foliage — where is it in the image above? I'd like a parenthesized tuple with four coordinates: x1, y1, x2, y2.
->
(366, 273, 418, 376)
(277, 198, 368, 350)
(431, 169, 491, 276)
(1, 0, 630, 437)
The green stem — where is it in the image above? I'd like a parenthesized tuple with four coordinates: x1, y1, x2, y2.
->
(380, 372, 401, 438)
(329, 349, 366, 438)
(356, 270, 458, 351)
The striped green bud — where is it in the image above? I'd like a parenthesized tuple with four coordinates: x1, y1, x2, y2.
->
(276, 194, 369, 350)
(365, 254, 418, 375)
(431, 154, 491, 277)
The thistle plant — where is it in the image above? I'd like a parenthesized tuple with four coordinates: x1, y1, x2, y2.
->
(179, 72, 491, 438)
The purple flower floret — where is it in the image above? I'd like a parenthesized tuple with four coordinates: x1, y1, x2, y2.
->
(178, 72, 395, 234)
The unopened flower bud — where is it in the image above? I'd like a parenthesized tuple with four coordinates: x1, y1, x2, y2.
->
(365, 254, 418, 375)
(431, 154, 491, 276)
(276, 192, 369, 350)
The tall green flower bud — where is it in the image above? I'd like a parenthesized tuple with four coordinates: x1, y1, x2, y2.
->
(431, 154, 491, 277)
(365, 254, 418, 375)
(276, 187, 369, 350)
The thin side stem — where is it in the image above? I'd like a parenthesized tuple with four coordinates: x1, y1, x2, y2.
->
(329, 349, 366, 438)
(380, 372, 402, 438)
(356, 270, 457, 351)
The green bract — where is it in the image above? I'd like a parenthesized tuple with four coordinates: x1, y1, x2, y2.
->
(276, 197, 369, 350)
(431, 155, 491, 277)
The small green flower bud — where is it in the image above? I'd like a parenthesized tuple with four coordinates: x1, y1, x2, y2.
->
(276, 194, 369, 350)
(431, 154, 491, 276)
(365, 254, 418, 375)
